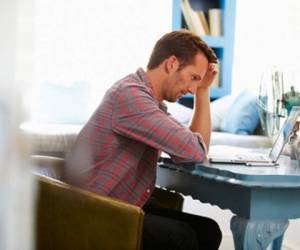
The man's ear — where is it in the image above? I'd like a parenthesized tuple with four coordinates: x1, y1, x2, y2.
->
(165, 55, 179, 74)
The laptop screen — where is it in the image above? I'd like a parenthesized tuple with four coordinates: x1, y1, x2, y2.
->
(269, 106, 300, 161)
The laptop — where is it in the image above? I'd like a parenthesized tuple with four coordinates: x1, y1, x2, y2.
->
(209, 106, 300, 166)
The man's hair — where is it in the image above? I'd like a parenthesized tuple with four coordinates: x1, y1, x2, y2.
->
(147, 29, 218, 70)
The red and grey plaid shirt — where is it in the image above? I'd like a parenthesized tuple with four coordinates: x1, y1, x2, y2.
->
(65, 68, 207, 206)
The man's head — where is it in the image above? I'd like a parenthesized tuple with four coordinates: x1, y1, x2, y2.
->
(147, 30, 218, 102)
(147, 29, 217, 70)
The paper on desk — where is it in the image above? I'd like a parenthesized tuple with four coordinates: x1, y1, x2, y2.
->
(208, 145, 270, 157)
(161, 145, 270, 161)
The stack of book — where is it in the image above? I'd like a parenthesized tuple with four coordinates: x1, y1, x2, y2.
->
(180, 0, 222, 37)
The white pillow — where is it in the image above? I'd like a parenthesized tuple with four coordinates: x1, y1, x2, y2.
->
(166, 94, 236, 130)
(165, 101, 193, 125)
(210, 95, 235, 131)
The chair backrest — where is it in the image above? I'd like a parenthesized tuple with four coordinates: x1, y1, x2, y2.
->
(33, 158, 144, 250)
(30, 155, 184, 211)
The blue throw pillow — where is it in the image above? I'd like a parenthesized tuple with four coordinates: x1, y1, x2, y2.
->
(220, 90, 260, 135)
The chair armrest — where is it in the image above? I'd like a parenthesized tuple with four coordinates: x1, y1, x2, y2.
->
(35, 175, 144, 250)
(30, 155, 65, 180)
(151, 187, 184, 211)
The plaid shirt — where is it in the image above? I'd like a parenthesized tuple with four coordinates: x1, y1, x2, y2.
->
(65, 68, 207, 206)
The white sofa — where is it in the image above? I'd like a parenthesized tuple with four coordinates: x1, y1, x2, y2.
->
(21, 94, 272, 157)
(167, 94, 272, 149)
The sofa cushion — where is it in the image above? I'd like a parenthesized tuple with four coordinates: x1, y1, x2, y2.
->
(210, 95, 235, 131)
(21, 122, 82, 157)
(166, 101, 192, 125)
(166, 95, 236, 131)
(211, 131, 272, 148)
(220, 90, 260, 135)
(32, 81, 90, 124)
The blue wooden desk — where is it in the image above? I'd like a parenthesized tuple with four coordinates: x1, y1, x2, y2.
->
(156, 156, 300, 250)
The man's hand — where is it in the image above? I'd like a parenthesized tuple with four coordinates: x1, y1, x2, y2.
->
(198, 63, 218, 89)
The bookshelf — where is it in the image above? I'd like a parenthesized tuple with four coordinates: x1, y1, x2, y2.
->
(173, 0, 236, 103)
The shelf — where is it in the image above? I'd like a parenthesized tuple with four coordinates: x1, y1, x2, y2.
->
(202, 35, 225, 48)
(172, 0, 236, 100)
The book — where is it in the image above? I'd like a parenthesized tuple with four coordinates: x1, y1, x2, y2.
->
(181, 0, 206, 36)
(180, 0, 196, 32)
(208, 8, 222, 36)
(196, 10, 210, 35)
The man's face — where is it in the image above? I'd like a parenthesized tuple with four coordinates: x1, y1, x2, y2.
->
(163, 53, 208, 102)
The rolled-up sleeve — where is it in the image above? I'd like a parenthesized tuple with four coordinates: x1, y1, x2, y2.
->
(112, 83, 207, 163)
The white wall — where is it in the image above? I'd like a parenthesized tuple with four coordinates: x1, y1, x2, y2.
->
(232, 0, 300, 95)
(33, 0, 173, 113)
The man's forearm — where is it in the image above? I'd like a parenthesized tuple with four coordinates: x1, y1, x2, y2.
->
(189, 88, 211, 151)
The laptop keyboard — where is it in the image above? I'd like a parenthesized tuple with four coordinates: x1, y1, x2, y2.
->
(235, 154, 270, 161)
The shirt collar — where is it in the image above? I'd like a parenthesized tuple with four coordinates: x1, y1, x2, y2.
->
(136, 68, 167, 112)
(136, 68, 153, 93)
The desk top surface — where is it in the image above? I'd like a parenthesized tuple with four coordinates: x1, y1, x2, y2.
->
(158, 157, 300, 219)
(160, 155, 300, 188)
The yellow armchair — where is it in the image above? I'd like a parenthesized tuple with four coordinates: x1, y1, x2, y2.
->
(31, 155, 183, 250)
(35, 174, 143, 250)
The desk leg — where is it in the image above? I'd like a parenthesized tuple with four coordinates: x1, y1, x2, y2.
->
(230, 216, 289, 250)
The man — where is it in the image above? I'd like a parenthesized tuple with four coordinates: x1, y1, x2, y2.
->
(65, 30, 222, 250)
